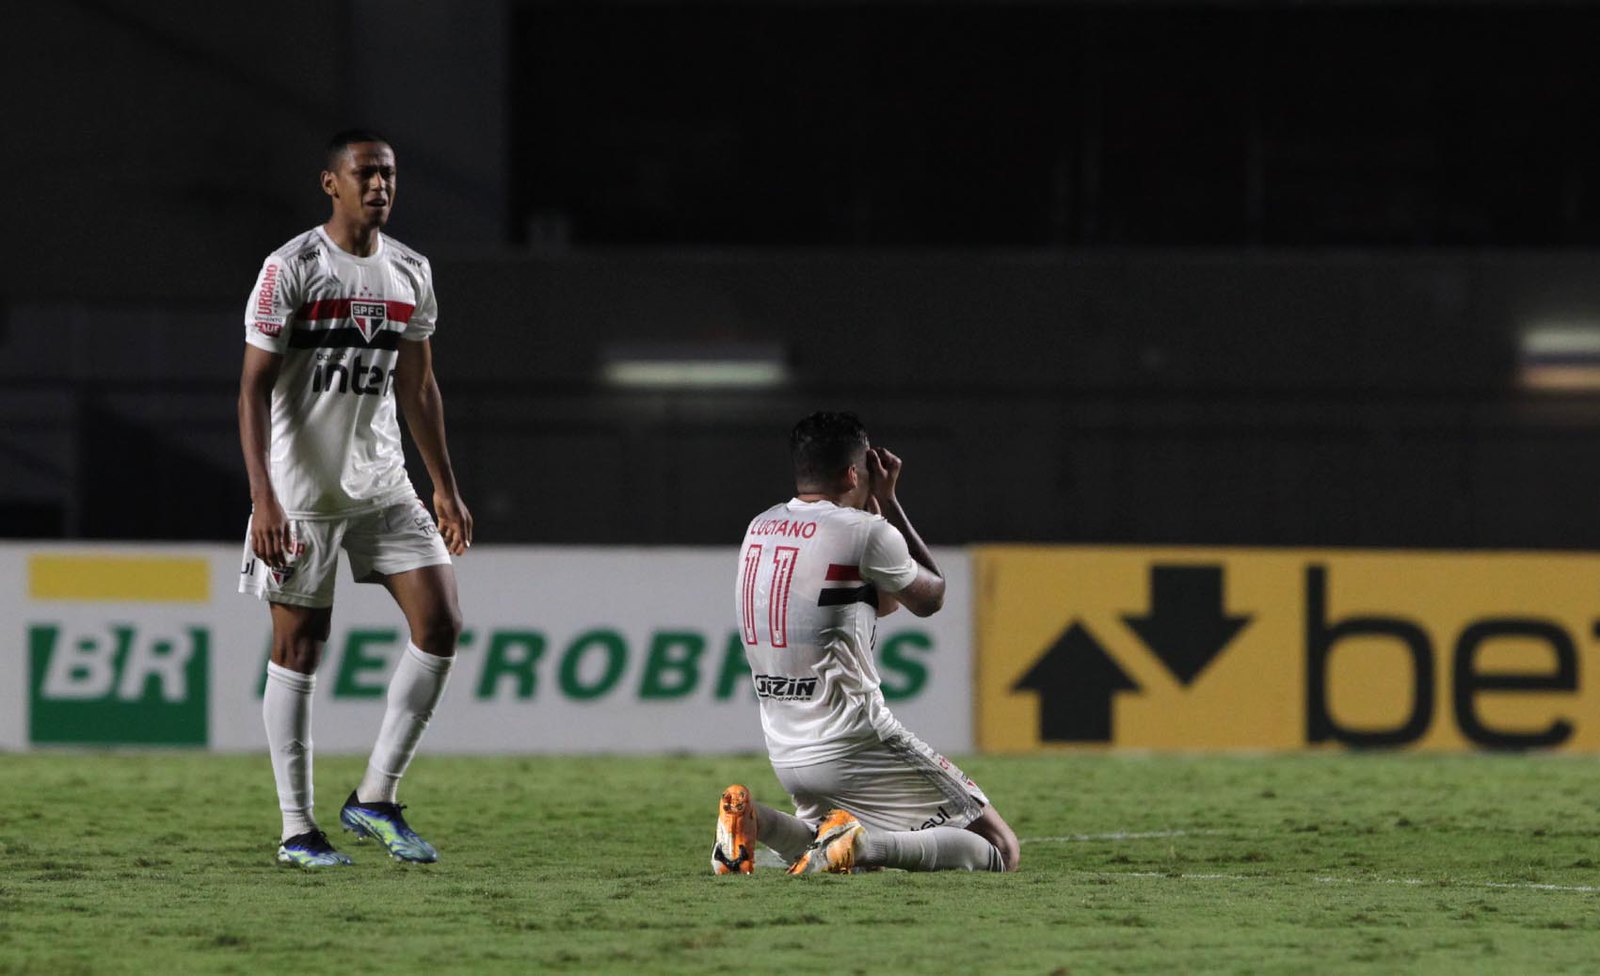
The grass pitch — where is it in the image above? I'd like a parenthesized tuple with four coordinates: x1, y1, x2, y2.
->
(1, 752, 1598, 975)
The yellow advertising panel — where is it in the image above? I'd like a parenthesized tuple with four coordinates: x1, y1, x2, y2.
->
(29, 555, 210, 602)
(976, 546, 1600, 752)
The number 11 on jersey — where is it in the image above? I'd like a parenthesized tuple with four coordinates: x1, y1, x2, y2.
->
(740, 544, 801, 648)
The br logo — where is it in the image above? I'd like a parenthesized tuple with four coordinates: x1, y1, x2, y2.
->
(28, 623, 209, 746)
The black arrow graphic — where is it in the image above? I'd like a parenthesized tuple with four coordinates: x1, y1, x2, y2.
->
(1012, 621, 1139, 743)
(1121, 565, 1250, 686)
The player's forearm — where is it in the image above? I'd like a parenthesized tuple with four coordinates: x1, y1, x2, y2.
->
(238, 387, 277, 505)
(399, 376, 461, 497)
(881, 498, 941, 579)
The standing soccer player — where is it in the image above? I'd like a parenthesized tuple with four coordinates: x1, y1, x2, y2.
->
(238, 130, 472, 868)
(717, 412, 1020, 875)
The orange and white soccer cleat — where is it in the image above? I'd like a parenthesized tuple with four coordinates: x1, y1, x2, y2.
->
(712, 784, 757, 875)
(786, 808, 866, 875)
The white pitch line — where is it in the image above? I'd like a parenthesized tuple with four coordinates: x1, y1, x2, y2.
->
(1020, 829, 1224, 844)
(1315, 875, 1600, 895)
(1099, 870, 1600, 895)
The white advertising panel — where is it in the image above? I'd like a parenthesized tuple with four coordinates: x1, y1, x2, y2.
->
(0, 545, 973, 755)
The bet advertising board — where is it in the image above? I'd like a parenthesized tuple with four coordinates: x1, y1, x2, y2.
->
(0, 545, 973, 754)
(978, 546, 1600, 752)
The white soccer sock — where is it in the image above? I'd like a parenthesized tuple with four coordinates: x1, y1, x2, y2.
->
(861, 825, 1004, 872)
(263, 660, 317, 842)
(357, 642, 453, 804)
(755, 802, 817, 863)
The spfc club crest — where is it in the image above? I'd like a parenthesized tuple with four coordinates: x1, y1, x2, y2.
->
(266, 539, 305, 586)
(351, 301, 387, 342)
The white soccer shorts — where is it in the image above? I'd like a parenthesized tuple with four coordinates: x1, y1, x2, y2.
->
(774, 725, 990, 832)
(238, 497, 451, 609)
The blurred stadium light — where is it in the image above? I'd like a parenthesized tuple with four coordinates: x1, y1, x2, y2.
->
(1518, 323, 1600, 392)
(602, 342, 789, 390)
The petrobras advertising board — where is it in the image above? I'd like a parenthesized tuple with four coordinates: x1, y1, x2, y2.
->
(0, 545, 975, 755)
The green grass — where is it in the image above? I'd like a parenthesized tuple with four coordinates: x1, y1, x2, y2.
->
(2, 752, 1598, 975)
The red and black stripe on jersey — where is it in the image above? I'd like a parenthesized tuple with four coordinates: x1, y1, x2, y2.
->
(287, 299, 416, 351)
(819, 562, 877, 607)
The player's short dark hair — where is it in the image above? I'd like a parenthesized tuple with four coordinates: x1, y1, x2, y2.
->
(791, 411, 869, 488)
(325, 129, 390, 170)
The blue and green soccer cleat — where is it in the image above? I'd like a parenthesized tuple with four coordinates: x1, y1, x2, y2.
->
(339, 791, 439, 863)
(276, 829, 354, 868)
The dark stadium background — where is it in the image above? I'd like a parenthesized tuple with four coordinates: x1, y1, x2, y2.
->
(5, 0, 1599, 549)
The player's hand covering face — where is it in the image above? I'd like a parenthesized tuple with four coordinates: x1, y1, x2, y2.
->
(867, 447, 903, 511)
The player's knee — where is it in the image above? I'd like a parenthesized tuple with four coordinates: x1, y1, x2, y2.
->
(271, 635, 324, 673)
(413, 606, 463, 656)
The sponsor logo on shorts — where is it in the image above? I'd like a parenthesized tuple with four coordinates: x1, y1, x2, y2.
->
(752, 674, 819, 701)
(413, 504, 437, 536)
(915, 805, 953, 831)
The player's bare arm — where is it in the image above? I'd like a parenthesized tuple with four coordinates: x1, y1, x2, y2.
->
(867, 447, 944, 616)
(239, 344, 292, 568)
(394, 337, 473, 555)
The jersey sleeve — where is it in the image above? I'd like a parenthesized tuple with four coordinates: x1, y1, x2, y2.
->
(860, 518, 920, 594)
(243, 254, 297, 354)
(403, 259, 438, 341)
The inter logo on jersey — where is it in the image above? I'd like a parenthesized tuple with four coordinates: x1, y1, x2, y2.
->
(351, 301, 387, 342)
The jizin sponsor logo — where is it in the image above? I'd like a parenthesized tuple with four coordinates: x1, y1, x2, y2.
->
(752, 673, 819, 701)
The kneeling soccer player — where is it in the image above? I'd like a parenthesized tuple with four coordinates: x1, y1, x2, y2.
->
(716, 412, 1020, 875)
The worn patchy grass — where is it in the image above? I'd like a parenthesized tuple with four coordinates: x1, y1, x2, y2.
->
(1, 752, 1597, 974)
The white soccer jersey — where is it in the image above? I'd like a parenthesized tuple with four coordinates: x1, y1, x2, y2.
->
(735, 498, 921, 767)
(244, 226, 438, 518)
